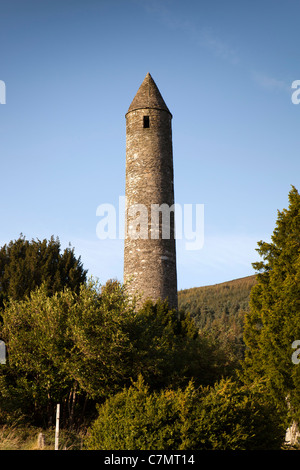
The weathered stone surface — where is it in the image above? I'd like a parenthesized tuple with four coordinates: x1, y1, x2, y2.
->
(124, 73, 178, 309)
(127, 72, 172, 116)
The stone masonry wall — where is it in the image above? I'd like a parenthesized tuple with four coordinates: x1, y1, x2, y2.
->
(124, 107, 178, 309)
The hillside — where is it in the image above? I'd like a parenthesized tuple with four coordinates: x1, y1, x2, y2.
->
(178, 275, 257, 362)
(178, 275, 257, 327)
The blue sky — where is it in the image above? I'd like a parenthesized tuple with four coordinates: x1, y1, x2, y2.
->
(0, 0, 299, 290)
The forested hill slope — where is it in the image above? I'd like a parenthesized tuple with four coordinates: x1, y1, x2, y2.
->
(178, 275, 257, 331)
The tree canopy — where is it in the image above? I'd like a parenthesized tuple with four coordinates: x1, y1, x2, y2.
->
(242, 186, 300, 425)
(0, 235, 87, 308)
(85, 375, 285, 450)
(0, 279, 216, 426)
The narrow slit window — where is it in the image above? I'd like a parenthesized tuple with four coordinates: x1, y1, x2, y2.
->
(143, 116, 150, 128)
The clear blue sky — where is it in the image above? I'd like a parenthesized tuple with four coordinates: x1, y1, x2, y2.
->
(0, 0, 299, 290)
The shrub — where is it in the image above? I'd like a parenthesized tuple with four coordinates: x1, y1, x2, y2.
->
(85, 376, 286, 450)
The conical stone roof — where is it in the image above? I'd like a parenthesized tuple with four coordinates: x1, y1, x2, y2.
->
(126, 72, 171, 116)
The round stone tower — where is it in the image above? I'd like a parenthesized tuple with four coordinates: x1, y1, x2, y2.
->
(124, 73, 178, 309)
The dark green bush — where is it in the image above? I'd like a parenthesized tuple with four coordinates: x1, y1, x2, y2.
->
(85, 376, 286, 450)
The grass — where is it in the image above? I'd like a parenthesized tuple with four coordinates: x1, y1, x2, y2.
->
(0, 425, 87, 450)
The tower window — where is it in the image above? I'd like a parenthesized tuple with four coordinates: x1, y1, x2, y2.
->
(143, 116, 150, 128)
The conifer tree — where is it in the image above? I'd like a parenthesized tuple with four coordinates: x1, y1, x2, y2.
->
(0, 235, 87, 308)
(242, 186, 300, 425)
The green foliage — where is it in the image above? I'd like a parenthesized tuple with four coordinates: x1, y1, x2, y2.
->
(85, 375, 186, 450)
(179, 276, 256, 369)
(0, 280, 134, 424)
(178, 275, 256, 330)
(0, 210, 295, 447)
(0, 279, 212, 426)
(85, 376, 285, 450)
(65, 279, 136, 400)
(197, 378, 285, 450)
(242, 186, 300, 424)
(0, 234, 87, 308)
(121, 298, 241, 390)
(0, 285, 81, 425)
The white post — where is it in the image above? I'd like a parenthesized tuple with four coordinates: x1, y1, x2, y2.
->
(55, 404, 60, 450)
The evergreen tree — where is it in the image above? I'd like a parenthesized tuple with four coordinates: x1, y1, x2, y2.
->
(85, 376, 285, 450)
(0, 235, 87, 308)
(242, 186, 300, 425)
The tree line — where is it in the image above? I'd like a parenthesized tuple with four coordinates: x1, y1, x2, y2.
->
(0, 186, 299, 449)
